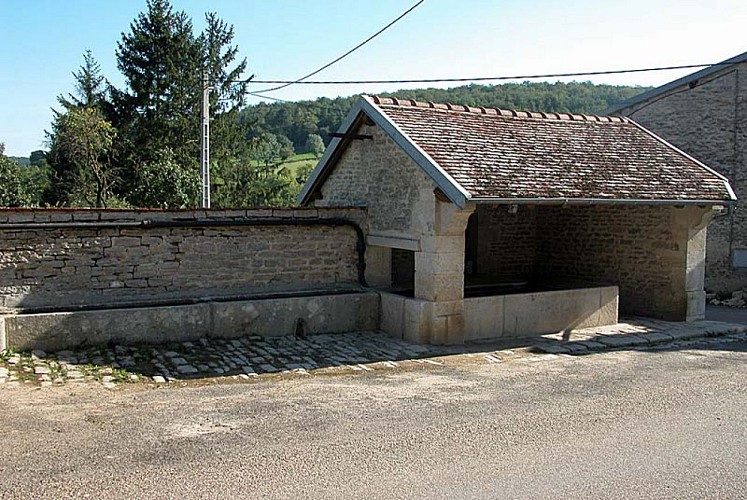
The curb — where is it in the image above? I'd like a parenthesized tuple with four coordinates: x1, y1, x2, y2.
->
(533, 324, 747, 356)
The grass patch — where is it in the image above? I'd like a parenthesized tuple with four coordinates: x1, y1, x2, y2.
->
(0, 348, 20, 361)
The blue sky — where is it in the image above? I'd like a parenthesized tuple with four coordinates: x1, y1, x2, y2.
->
(0, 0, 745, 156)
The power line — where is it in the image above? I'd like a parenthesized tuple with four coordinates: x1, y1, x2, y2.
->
(239, 62, 732, 87)
(249, 0, 425, 95)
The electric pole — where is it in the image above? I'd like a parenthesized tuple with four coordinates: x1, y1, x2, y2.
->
(200, 72, 211, 208)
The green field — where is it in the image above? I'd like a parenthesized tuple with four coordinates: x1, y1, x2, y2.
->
(280, 153, 319, 180)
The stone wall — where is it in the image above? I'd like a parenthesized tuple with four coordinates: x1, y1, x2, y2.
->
(614, 65, 747, 293)
(535, 205, 710, 320)
(0, 208, 365, 312)
(315, 123, 437, 240)
(473, 204, 537, 281)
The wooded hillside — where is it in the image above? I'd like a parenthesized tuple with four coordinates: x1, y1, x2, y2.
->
(242, 81, 650, 150)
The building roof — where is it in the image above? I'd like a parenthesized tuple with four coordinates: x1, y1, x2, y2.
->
(605, 50, 747, 115)
(299, 95, 736, 208)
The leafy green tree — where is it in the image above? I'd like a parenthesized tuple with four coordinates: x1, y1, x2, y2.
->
(19, 167, 51, 206)
(305, 133, 325, 158)
(0, 143, 27, 207)
(294, 162, 315, 187)
(251, 133, 294, 167)
(47, 107, 118, 207)
(277, 134, 295, 161)
(46, 50, 115, 207)
(213, 157, 295, 208)
(29, 150, 48, 167)
(130, 148, 199, 208)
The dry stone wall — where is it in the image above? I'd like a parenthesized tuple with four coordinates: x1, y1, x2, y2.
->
(0, 208, 365, 312)
(615, 65, 747, 293)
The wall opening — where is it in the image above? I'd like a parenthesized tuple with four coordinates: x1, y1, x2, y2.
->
(464, 211, 478, 276)
(391, 248, 415, 291)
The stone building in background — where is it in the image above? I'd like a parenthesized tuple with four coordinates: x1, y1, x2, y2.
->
(607, 51, 747, 294)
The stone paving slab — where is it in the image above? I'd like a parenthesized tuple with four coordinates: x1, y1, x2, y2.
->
(1, 319, 745, 390)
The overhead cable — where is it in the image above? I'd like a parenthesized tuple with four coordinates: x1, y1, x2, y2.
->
(239, 62, 732, 87)
(248, 0, 426, 94)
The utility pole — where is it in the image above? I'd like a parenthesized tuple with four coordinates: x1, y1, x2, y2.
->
(200, 72, 211, 208)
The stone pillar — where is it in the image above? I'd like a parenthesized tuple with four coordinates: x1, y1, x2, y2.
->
(682, 207, 717, 321)
(414, 201, 474, 344)
(365, 246, 392, 288)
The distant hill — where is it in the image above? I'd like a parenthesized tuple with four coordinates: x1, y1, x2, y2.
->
(10, 156, 30, 167)
(242, 81, 651, 151)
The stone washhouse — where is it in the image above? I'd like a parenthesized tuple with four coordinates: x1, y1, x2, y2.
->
(299, 95, 736, 345)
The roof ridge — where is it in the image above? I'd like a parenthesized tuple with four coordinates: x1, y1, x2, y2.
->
(367, 95, 629, 123)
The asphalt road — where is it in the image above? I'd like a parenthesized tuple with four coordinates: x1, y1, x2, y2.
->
(706, 305, 747, 325)
(1, 336, 746, 499)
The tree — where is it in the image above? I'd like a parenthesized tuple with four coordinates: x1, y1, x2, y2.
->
(29, 150, 47, 167)
(250, 133, 295, 167)
(213, 157, 295, 208)
(47, 107, 117, 207)
(305, 133, 325, 158)
(114, 0, 202, 169)
(130, 148, 199, 208)
(114, 1, 250, 184)
(46, 50, 115, 207)
(294, 162, 315, 187)
(0, 143, 26, 207)
(59, 49, 107, 110)
(276, 134, 295, 161)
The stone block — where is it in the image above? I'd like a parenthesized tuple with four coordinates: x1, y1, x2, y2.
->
(464, 295, 505, 341)
(402, 298, 431, 344)
(379, 292, 405, 338)
(414, 272, 464, 302)
(4, 292, 380, 351)
(4, 303, 213, 351)
(686, 290, 706, 321)
(431, 300, 464, 317)
(503, 286, 619, 337)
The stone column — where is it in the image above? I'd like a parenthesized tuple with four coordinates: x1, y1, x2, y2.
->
(414, 201, 474, 344)
(681, 207, 718, 321)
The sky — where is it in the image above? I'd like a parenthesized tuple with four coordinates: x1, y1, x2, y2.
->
(0, 0, 745, 156)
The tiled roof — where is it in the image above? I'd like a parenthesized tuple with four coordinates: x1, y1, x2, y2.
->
(369, 95, 734, 202)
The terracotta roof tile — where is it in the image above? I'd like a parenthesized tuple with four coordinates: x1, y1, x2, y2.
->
(368, 96, 732, 201)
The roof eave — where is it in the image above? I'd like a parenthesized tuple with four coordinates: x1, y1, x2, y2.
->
(469, 197, 735, 206)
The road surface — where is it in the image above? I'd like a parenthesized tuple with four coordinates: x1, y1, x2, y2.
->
(1, 335, 745, 499)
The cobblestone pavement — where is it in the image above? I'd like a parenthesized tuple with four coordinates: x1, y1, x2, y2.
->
(1, 318, 745, 390)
